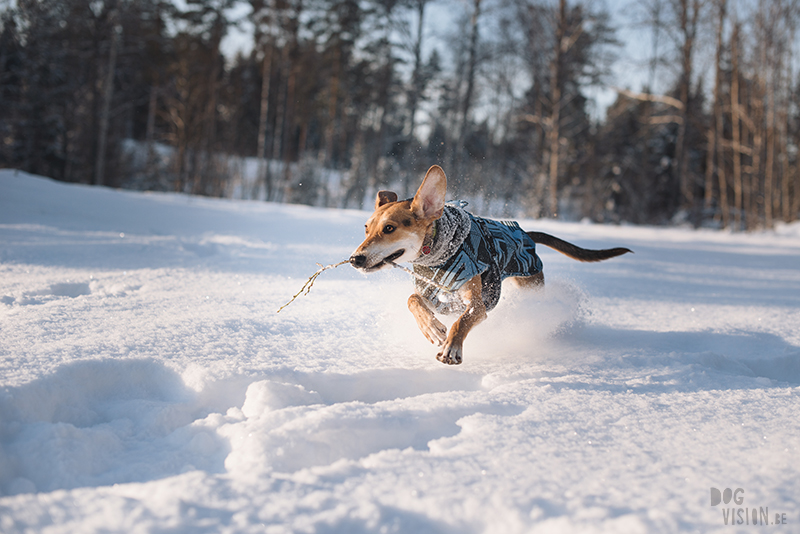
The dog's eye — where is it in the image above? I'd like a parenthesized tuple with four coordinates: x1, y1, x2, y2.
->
(383, 224, 396, 234)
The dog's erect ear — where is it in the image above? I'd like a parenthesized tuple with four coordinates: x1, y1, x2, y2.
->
(411, 165, 447, 220)
(375, 190, 398, 210)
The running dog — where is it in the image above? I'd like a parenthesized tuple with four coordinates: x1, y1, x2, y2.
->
(350, 165, 631, 365)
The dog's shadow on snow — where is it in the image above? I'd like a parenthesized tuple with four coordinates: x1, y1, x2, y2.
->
(552, 323, 800, 391)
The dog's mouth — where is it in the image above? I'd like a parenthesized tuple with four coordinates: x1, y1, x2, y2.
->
(353, 249, 405, 272)
(382, 249, 405, 264)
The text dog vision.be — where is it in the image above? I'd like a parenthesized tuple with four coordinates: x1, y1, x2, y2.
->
(710, 488, 788, 526)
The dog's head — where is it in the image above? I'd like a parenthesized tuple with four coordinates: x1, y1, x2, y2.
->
(350, 165, 447, 272)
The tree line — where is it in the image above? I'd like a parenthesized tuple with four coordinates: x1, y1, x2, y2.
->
(1, 0, 799, 229)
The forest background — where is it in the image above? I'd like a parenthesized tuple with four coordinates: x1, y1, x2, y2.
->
(2, 0, 800, 229)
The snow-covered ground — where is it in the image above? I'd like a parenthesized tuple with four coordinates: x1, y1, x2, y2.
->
(1, 169, 799, 533)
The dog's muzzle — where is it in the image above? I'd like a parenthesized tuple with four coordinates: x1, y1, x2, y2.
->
(350, 249, 405, 271)
(350, 254, 368, 269)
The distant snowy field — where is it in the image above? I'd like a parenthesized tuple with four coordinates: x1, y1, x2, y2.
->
(1, 169, 799, 533)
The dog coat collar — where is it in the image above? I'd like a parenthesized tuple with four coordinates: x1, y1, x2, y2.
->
(412, 202, 472, 267)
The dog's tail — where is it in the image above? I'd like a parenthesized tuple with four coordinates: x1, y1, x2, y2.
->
(526, 232, 632, 262)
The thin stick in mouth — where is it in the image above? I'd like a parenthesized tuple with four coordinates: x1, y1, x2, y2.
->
(277, 256, 452, 314)
(276, 259, 350, 313)
(386, 261, 453, 293)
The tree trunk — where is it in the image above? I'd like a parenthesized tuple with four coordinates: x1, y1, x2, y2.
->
(94, 16, 120, 187)
(320, 46, 341, 167)
(780, 111, 790, 223)
(257, 45, 274, 200)
(676, 0, 699, 211)
(705, 0, 726, 224)
(749, 78, 764, 230)
(281, 56, 298, 192)
(731, 24, 743, 230)
(407, 0, 427, 139)
(145, 83, 159, 186)
(765, 77, 775, 228)
(454, 0, 481, 181)
(715, 94, 729, 228)
(547, 0, 566, 218)
(196, 19, 224, 196)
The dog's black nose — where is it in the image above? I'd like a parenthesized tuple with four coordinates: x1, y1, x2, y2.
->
(350, 254, 367, 268)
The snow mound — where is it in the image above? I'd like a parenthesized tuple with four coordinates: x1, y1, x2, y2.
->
(0, 359, 226, 495)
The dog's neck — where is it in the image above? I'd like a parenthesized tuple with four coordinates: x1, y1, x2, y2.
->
(411, 204, 472, 267)
(419, 224, 436, 256)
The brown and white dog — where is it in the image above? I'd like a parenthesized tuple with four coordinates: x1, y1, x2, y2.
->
(350, 165, 631, 365)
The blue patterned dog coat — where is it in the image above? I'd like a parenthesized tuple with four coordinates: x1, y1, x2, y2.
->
(411, 203, 543, 314)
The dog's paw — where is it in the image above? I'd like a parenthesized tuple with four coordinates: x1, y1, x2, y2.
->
(436, 343, 463, 365)
(418, 316, 447, 346)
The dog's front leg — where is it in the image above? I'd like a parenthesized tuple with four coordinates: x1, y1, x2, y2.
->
(408, 293, 447, 346)
(437, 275, 486, 365)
